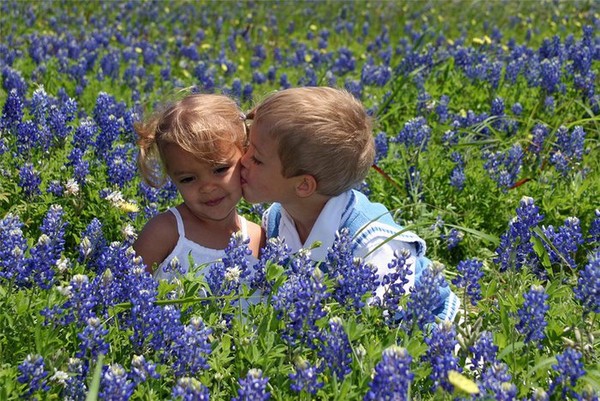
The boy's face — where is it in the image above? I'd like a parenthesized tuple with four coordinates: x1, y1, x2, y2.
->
(241, 122, 297, 204)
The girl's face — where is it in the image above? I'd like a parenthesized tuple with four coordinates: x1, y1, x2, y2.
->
(163, 143, 243, 223)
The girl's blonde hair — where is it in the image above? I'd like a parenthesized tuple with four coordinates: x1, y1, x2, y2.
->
(135, 93, 247, 187)
(248, 87, 375, 196)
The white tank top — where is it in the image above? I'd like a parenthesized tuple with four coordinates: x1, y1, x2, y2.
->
(155, 207, 258, 281)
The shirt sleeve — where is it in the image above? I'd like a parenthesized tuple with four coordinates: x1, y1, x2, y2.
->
(357, 236, 417, 301)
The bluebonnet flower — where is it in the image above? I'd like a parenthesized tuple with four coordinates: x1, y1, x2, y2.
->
(93, 92, 126, 160)
(393, 117, 431, 151)
(99, 364, 135, 401)
(0, 213, 29, 284)
(422, 321, 459, 392)
(77, 317, 109, 360)
(18, 354, 49, 397)
(130, 355, 159, 384)
(289, 358, 323, 395)
(435, 95, 450, 123)
(250, 237, 291, 294)
(511, 102, 523, 116)
(27, 205, 66, 289)
(58, 357, 87, 400)
(403, 261, 449, 331)
(272, 250, 328, 346)
(331, 47, 356, 75)
(318, 317, 353, 381)
(72, 118, 97, 151)
(452, 258, 484, 306)
(0, 88, 24, 131)
(106, 144, 137, 189)
(494, 196, 544, 272)
(323, 228, 378, 311)
(549, 125, 586, 177)
(573, 250, 600, 315)
(469, 331, 499, 371)
(361, 63, 392, 86)
(2, 66, 28, 97)
(344, 78, 363, 100)
(549, 348, 586, 399)
(46, 180, 63, 196)
(542, 217, 583, 268)
(540, 57, 563, 93)
(78, 218, 108, 270)
(242, 83, 253, 102)
(405, 165, 423, 198)
(482, 143, 523, 191)
(529, 123, 550, 155)
(364, 345, 413, 401)
(516, 285, 549, 346)
(172, 377, 210, 401)
(19, 163, 42, 197)
(205, 232, 252, 299)
(166, 316, 212, 377)
(378, 249, 413, 317)
(588, 209, 600, 245)
(478, 363, 516, 400)
(232, 369, 271, 401)
(374, 131, 389, 163)
(441, 228, 464, 250)
(544, 96, 555, 113)
(449, 151, 466, 190)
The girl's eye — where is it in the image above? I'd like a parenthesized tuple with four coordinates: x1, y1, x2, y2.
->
(180, 177, 194, 184)
(214, 165, 230, 174)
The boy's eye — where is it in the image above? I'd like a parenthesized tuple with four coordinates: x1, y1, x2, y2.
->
(251, 156, 262, 165)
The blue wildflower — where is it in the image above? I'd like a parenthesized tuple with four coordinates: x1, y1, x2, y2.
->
(542, 217, 583, 268)
(205, 232, 252, 299)
(482, 143, 523, 191)
(573, 250, 600, 315)
(27, 205, 66, 289)
(452, 258, 484, 306)
(323, 228, 378, 312)
(403, 261, 449, 331)
(364, 345, 413, 401)
(19, 163, 42, 198)
(540, 57, 562, 93)
(77, 317, 109, 360)
(494, 196, 544, 272)
(549, 348, 586, 399)
(272, 250, 328, 346)
(318, 317, 353, 381)
(378, 249, 413, 319)
(99, 364, 135, 401)
(549, 125, 586, 177)
(479, 363, 516, 400)
(588, 209, 600, 245)
(516, 285, 549, 346)
(250, 237, 291, 294)
(393, 116, 431, 151)
(374, 131, 389, 163)
(172, 377, 210, 401)
(449, 151, 466, 190)
(441, 228, 464, 250)
(18, 354, 49, 397)
(0, 88, 24, 131)
(422, 321, 459, 392)
(529, 123, 550, 155)
(167, 316, 212, 377)
(469, 331, 499, 371)
(0, 213, 28, 284)
(106, 144, 137, 189)
(289, 358, 323, 395)
(130, 355, 160, 384)
(232, 368, 271, 401)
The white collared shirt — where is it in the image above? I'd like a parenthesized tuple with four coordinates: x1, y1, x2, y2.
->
(277, 191, 417, 298)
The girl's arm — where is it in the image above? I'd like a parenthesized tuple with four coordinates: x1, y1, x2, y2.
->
(133, 211, 178, 274)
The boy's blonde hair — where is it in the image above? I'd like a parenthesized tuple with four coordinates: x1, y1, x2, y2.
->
(249, 87, 374, 196)
(136, 93, 247, 187)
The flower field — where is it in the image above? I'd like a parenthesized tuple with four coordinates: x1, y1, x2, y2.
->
(1, 0, 599, 399)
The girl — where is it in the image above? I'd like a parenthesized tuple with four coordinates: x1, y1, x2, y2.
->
(134, 93, 264, 280)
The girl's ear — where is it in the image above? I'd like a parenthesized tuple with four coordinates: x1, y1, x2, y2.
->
(295, 174, 317, 198)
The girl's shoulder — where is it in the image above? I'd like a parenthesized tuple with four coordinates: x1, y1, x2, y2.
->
(244, 218, 267, 255)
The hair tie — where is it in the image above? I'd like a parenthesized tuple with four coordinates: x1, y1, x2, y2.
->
(240, 113, 247, 121)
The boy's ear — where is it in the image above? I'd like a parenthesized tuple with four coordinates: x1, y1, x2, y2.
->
(295, 174, 317, 198)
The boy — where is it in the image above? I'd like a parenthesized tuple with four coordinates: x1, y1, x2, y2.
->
(241, 86, 458, 322)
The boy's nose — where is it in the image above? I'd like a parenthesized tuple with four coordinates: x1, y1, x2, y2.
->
(240, 151, 250, 168)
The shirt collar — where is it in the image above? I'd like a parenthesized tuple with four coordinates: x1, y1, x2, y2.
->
(279, 191, 351, 261)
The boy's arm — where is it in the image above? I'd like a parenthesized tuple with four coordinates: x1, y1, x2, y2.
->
(132, 212, 178, 274)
